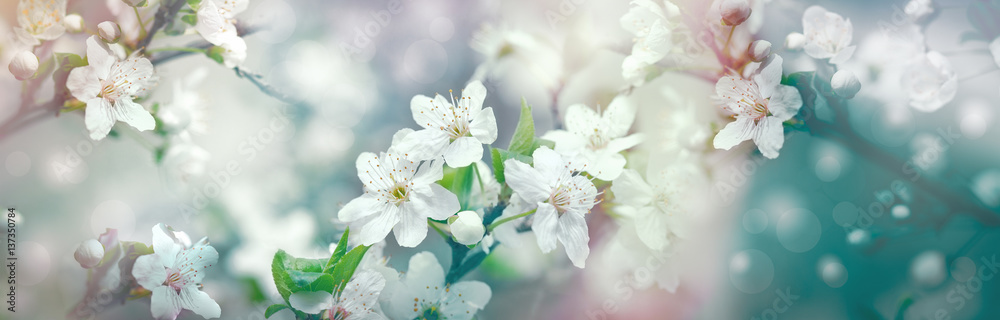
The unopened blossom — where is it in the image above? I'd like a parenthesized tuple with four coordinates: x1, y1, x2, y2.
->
(902, 51, 957, 112)
(504, 147, 598, 268)
(611, 164, 704, 251)
(8, 51, 38, 81)
(450, 211, 485, 245)
(97, 21, 121, 43)
(14, 0, 67, 46)
(384, 252, 491, 320)
(713, 55, 803, 159)
(720, 0, 751, 26)
(831, 69, 861, 99)
(620, 0, 682, 84)
(542, 96, 642, 181)
(195, 0, 249, 67)
(747, 40, 771, 62)
(132, 224, 221, 320)
(339, 152, 460, 247)
(394, 81, 496, 168)
(63, 14, 83, 33)
(289, 271, 386, 319)
(785, 32, 806, 50)
(74, 239, 105, 269)
(67, 36, 156, 140)
(801, 6, 855, 64)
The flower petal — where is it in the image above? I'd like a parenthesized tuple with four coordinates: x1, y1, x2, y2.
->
(768, 85, 804, 121)
(440, 281, 492, 320)
(462, 80, 487, 115)
(531, 203, 559, 253)
(289, 290, 333, 315)
(151, 224, 181, 267)
(150, 286, 183, 320)
(392, 202, 431, 247)
(752, 116, 785, 159)
(409, 184, 459, 221)
(634, 207, 669, 251)
(339, 195, 380, 222)
(174, 240, 219, 283)
(132, 254, 167, 290)
(85, 98, 116, 140)
(114, 99, 155, 132)
(610, 169, 655, 206)
(540, 130, 587, 155)
(339, 271, 385, 315)
(67, 66, 100, 101)
(713, 117, 756, 151)
(443, 136, 483, 168)
(85, 36, 114, 79)
(563, 104, 601, 137)
(402, 252, 445, 300)
(557, 212, 590, 268)
(752, 55, 783, 99)
(356, 205, 401, 246)
(604, 96, 636, 138)
(394, 129, 450, 161)
(587, 151, 627, 181)
(502, 159, 549, 204)
(469, 107, 498, 144)
(179, 286, 222, 319)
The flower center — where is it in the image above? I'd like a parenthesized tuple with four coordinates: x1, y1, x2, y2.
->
(587, 128, 609, 150)
(416, 305, 443, 320)
(327, 306, 351, 320)
(549, 185, 574, 215)
(389, 185, 410, 204)
(164, 268, 187, 293)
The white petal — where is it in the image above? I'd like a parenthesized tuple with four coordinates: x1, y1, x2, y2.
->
(468, 107, 498, 144)
(587, 151, 627, 181)
(289, 291, 333, 315)
(829, 45, 856, 64)
(114, 99, 155, 132)
(556, 212, 590, 268)
(440, 281, 492, 320)
(713, 117, 755, 150)
(410, 184, 460, 221)
(339, 195, 381, 222)
(66, 66, 100, 101)
(768, 85, 804, 121)
(339, 271, 385, 315)
(563, 104, 601, 136)
(531, 146, 568, 183)
(604, 96, 636, 138)
(85, 36, 114, 79)
(605, 134, 643, 153)
(714, 75, 756, 115)
(394, 129, 450, 161)
(402, 252, 445, 300)
(151, 224, 181, 267)
(540, 130, 586, 155)
(610, 169, 655, 206)
(392, 202, 430, 247)
(220, 37, 247, 68)
(195, 0, 238, 45)
(173, 241, 219, 283)
(753, 55, 783, 99)
(531, 203, 559, 253)
(443, 136, 483, 168)
(634, 207, 668, 251)
(462, 80, 487, 115)
(85, 98, 115, 140)
(412, 159, 445, 186)
(356, 205, 401, 246)
(752, 116, 785, 159)
(179, 286, 221, 319)
(150, 286, 183, 320)
(502, 159, 549, 204)
(802, 42, 833, 59)
(410, 94, 445, 130)
(132, 254, 167, 290)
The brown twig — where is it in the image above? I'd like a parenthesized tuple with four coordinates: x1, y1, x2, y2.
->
(137, 0, 187, 51)
(233, 66, 299, 105)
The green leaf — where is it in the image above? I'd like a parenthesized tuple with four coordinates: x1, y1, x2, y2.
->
(187, 0, 202, 7)
(53, 52, 87, 70)
(330, 245, 370, 293)
(271, 250, 327, 303)
(450, 165, 475, 210)
(307, 274, 336, 292)
(490, 148, 506, 184)
(325, 228, 351, 273)
(181, 13, 197, 26)
(507, 98, 536, 156)
(264, 304, 288, 318)
(205, 46, 226, 64)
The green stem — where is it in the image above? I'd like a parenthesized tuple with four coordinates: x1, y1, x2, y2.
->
(723, 25, 736, 60)
(134, 6, 148, 40)
(471, 162, 488, 207)
(486, 208, 536, 232)
(146, 47, 206, 54)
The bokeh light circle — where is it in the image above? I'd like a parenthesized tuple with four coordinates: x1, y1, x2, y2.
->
(91, 200, 136, 239)
(5, 151, 31, 177)
(832, 202, 859, 227)
(429, 17, 455, 42)
(911, 250, 946, 287)
(742, 209, 768, 234)
(729, 249, 775, 294)
(815, 156, 841, 182)
(20, 241, 50, 286)
(251, 0, 297, 44)
(950, 256, 976, 282)
(403, 39, 448, 84)
(776, 208, 822, 253)
(891, 204, 910, 219)
(818, 255, 849, 288)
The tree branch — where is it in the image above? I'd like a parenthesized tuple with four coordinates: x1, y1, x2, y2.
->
(137, 0, 187, 51)
(233, 66, 299, 105)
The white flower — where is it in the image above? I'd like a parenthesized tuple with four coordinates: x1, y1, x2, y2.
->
(831, 69, 861, 99)
(720, 0, 752, 26)
(8, 51, 38, 81)
(63, 14, 83, 33)
(74, 239, 105, 269)
(620, 0, 682, 84)
(97, 21, 121, 43)
(289, 271, 386, 320)
(68, 36, 156, 140)
(542, 96, 642, 181)
(159, 68, 209, 135)
(902, 51, 957, 112)
(989, 37, 1000, 69)
(611, 163, 704, 251)
(132, 224, 220, 320)
(904, 0, 934, 22)
(339, 152, 460, 247)
(504, 147, 598, 268)
(801, 6, 855, 64)
(713, 55, 802, 159)
(195, 0, 248, 67)
(784, 32, 806, 50)
(450, 211, 485, 245)
(159, 134, 211, 192)
(14, 0, 67, 46)
(384, 252, 491, 320)
(395, 81, 497, 168)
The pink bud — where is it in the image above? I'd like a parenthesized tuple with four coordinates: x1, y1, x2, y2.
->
(721, 0, 752, 26)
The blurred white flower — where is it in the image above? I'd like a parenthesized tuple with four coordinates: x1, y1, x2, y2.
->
(611, 164, 703, 251)
(784, 32, 806, 50)
(67, 36, 156, 140)
(8, 51, 38, 81)
(504, 147, 598, 268)
(395, 81, 497, 168)
(97, 21, 121, 43)
(831, 69, 861, 99)
(195, 0, 248, 66)
(160, 134, 211, 191)
(469, 161, 501, 209)
(801, 6, 855, 64)
(217, 37, 247, 68)
(14, 0, 67, 46)
(720, 0, 752, 26)
(713, 55, 802, 159)
(159, 68, 209, 135)
(542, 95, 642, 180)
(339, 153, 459, 247)
(619, 0, 682, 84)
(63, 13, 83, 33)
(289, 271, 386, 319)
(470, 24, 562, 89)
(902, 51, 957, 112)
(383, 252, 491, 320)
(450, 211, 485, 245)
(74, 239, 105, 269)
(904, 0, 934, 22)
(132, 224, 220, 320)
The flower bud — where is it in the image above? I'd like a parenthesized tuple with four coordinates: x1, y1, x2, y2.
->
(747, 40, 771, 62)
(8, 51, 39, 81)
(64, 14, 84, 33)
(98, 21, 122, 43)
(720, 0, 751, 26)
(450, 211, 485, 245)
(785, 32, 806, 50)
(831, 69, 861, 99)
(74, 239, 105, 269)
(122, 0, 148, 7)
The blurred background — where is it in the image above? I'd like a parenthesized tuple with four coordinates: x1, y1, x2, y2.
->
(1, 0, 999, 319)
